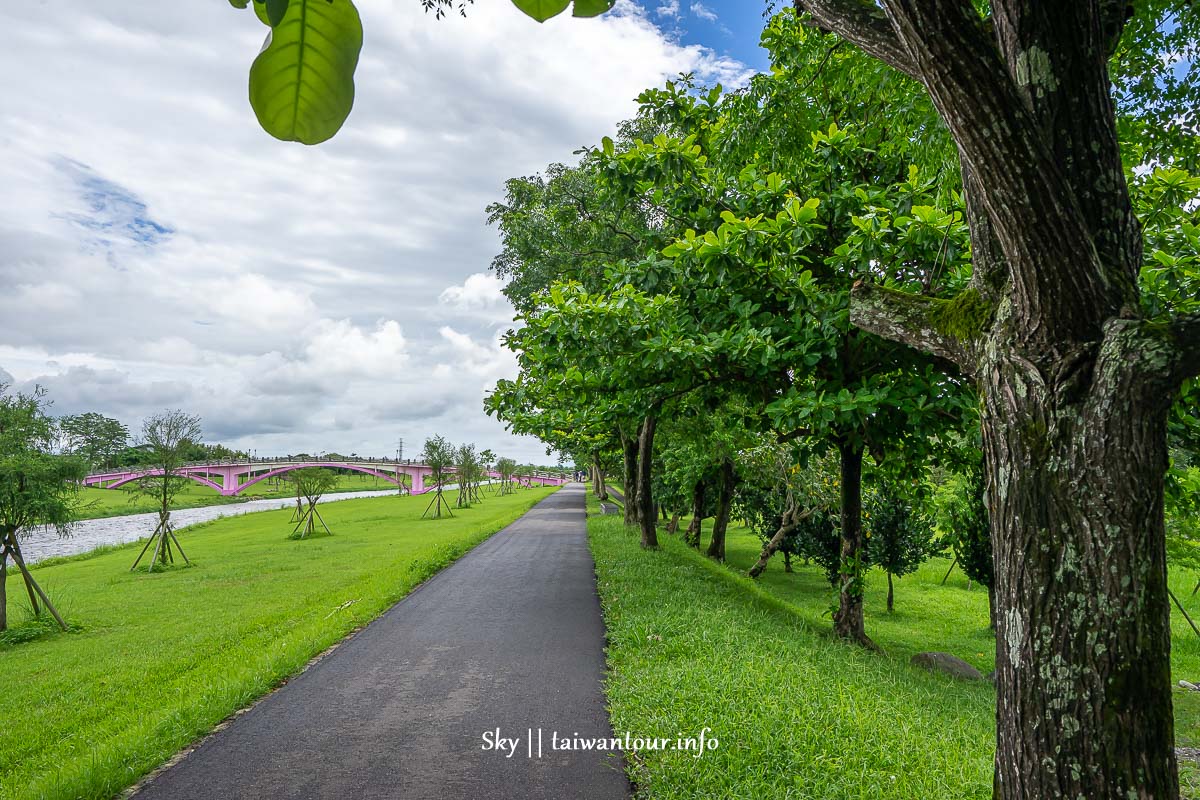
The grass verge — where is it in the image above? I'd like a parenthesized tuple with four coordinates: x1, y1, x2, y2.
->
(0, 485, 555, 800)
(587, 492, 1200, 798)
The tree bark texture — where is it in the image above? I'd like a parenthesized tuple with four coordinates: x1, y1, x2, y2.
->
(832, 440, 873, 648)
(0, 548, 7, 633)
(636, 412, 658, 549)
(684, 481, 705, 549)
(706, 458, 736, 561)
(748, 503, 812, 579)
(620, 428, 640, 528)
(797, 0, 1198, 794)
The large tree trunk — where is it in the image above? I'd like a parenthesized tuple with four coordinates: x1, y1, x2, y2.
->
(620, 428, 640, 528)
(591, 451, 608, 500)
(706, 458, 736, 561)
(684, 480, 705, 549)
(981, 340, 1179, 799)
(798, 1, 1200, 793)
(636, 412, 658, 548)
(0, 548, 7, 633)
(832, 439, 873, 648)
(987, 581, 996, 632)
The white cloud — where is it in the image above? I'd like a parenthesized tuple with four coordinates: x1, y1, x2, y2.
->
(439, 272, 513, 322)
(656, 1, 681, 18)
(690, 2, 718, 22)
(435, 326, 518, 379)
(0, 0, 754, 463)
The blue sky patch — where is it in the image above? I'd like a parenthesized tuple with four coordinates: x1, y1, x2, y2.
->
(632, 0, 771, 72)
(52, 156, 174, 257)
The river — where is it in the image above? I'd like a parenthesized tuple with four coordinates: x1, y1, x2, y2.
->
(21, 489, 399, 564)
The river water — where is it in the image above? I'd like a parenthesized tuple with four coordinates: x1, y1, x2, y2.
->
(21, 489, 399, 564)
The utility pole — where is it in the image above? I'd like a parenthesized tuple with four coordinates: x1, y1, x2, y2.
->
(396, 438, 404, 495)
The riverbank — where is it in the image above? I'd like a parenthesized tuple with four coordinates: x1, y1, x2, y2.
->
(25, 488, 400, 564)
(71, 473, 405, 521)
(0, 485, 557, 800)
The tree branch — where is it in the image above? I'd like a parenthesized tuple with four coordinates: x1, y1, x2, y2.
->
(794, 0, 919, 79)
(777, 427, 814, 444)
(880, 0, 1125, 347)
(848, 281, 979, 371)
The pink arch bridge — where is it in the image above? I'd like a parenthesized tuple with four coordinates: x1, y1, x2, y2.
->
(83, 458, 569, 497)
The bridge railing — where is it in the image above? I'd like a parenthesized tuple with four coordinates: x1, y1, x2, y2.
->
(86, 456, 571, 482)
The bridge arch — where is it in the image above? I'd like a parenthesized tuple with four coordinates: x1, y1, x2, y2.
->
(233, 462, 415, 496)
(104, 470, 225, 494)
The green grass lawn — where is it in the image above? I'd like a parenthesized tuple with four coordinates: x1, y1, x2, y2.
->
(0, 484, 556, 800)
(73, 472, 409, 520)
(588, 492, 1200, 798)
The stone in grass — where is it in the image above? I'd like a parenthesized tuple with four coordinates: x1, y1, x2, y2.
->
(911, 652, 985, 681)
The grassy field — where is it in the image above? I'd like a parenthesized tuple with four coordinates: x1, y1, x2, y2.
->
(587, 492, 1200, 799)
(72, 472, 407, 520)
(0, 484, 555, 800)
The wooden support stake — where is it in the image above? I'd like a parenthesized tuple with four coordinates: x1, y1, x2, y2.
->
(1169, 587, 1200, 640)
(8, 541, 68, 631)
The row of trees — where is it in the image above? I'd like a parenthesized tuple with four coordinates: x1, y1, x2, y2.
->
(480, 5, 1199, 797)
(56, 409, 246, 472)
(419, 435, 538, 519)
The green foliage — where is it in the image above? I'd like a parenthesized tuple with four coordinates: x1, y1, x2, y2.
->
(495, 456, 518, 495)
(287, 467, 339, 499)
(1135, 166, 1200, 321)
(1112, 1, 1200, 170)
(793, 508, 842, 587)
(936, 464, 992, 590)
(0, 388, 86, 539)
(244, 0, 363, 145)
(134, 410, 204, 511)
(421, 435, 454, 485)
(454, 443, 480, 507)
(865, 479, 936, 608)
(510, 0, 613, 21)
(58, 413, 129, 471)
(1166, 465, 1200, 572)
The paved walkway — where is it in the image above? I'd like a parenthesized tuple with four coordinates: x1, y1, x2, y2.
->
(134, 484, 629, 800)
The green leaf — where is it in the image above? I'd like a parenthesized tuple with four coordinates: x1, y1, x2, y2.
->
(265, 0, 290, 26)
(572, 0, 615, 16)
(253, 0, 271, 25)
(601, 135, 615, 156)
(511, 0, 571, 22)
(249, 0, 363, 145)
(229, 0, 251, 9)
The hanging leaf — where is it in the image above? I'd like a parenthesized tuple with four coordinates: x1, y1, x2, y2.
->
(228, 0, 251, 9)
(253, 0, 271, 26)
(572, 0, 615, 16)
(248, 0, 363, 145)
(265, 0, 290, 26)
(510, 0, 571, 22)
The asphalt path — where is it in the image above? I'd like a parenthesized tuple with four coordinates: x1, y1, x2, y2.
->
(133, 483, 629, 800)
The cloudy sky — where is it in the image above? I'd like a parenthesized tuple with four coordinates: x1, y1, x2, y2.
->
(0, 0, 764, 464)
